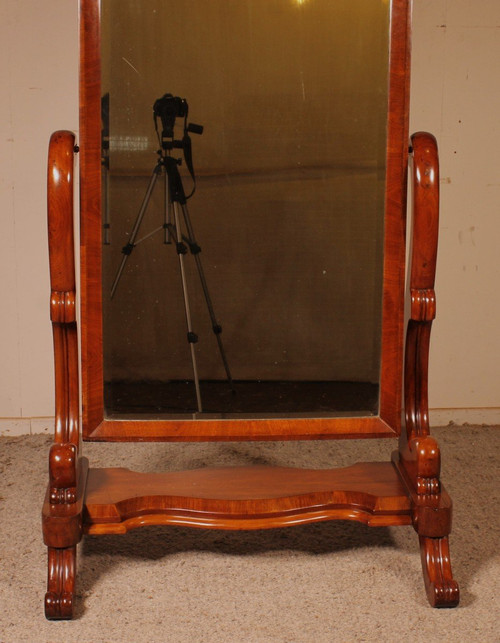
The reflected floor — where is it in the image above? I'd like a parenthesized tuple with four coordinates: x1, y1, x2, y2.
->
(104, 380, 379, 418)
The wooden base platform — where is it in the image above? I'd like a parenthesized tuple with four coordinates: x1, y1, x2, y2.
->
(83, 462, 413, 533)
(42, 455, 459, 617)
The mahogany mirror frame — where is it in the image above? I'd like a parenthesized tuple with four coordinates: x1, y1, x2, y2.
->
(43, 0, 461, 618)
(79, 0, 411, 442)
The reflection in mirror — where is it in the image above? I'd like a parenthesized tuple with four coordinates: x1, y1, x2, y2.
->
(101, 0, 389, 419)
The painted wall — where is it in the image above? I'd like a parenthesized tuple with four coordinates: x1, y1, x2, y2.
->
(1, 0, 499, 432)
(410, 1, 500, 421)
(0, 0, 78, 432)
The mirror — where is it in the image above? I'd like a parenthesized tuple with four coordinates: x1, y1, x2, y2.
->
(100, 0, 390, 420)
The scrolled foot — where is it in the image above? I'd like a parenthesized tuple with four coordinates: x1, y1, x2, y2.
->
(45, 591, 74, 620)
(45, 546, 76, 619)
(419, 536, 459, 608)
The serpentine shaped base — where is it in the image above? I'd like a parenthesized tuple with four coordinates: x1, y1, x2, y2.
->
(82, 463, 414, 533)
(45, 546, 76, 620)
(43, 463, 460, 616)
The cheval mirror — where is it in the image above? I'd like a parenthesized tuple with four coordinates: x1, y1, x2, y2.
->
(43, 0, 460, 619)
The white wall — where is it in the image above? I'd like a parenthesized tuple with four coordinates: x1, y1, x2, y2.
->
(0, 0, 499, 433)
(410, 1, 500, 423)
(0, 0, 78, 432)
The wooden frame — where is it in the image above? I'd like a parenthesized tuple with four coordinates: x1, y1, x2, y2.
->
(42, 0, 459, 619)
(80, 0, 411, 442)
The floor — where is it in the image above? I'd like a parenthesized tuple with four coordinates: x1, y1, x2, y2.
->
(104, 379, 379, 418)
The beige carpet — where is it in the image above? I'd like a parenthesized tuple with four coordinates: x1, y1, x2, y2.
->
(0, 426, 498, 642)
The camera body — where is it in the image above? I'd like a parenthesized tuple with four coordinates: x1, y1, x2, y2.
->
(153, 93, 188, 138)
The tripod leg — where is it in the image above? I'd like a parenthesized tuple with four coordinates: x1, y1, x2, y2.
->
(102, 160, 110, 245)
(173, 202, 203, 413)
(110, 165, 161, 298)
(164, 165, 171, 244)
(180, 203, 234, 389)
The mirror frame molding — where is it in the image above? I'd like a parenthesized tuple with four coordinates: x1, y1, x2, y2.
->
(79, 0, 412, 441)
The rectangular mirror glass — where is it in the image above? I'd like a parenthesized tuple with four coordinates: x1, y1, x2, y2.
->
(100, 0, 390, 420)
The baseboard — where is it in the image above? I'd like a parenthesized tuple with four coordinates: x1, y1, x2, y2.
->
(1, 409, 499, 437)
(0, 417, 53, 437)
(429, 407, 500, 427)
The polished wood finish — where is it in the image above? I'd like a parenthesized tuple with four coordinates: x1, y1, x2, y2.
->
(83, 464, 412, 533)
(79, 0, 102, 435)
(420, 535, 460, 607)
(393, 132, 459, 607)
(89, 416, 397, 442)
(80, 0, 411, 441)
(379, 0, 411, 432)
(43, 0, 459, 619)
(45, 546, 77, 620)
(47, 131, 79, 451)
(44, 131, 87, 619)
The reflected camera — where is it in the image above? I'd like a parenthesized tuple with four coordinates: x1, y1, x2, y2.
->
(153, 93, 188, 138)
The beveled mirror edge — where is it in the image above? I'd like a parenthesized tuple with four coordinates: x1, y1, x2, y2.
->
(79, 0, 411, 442)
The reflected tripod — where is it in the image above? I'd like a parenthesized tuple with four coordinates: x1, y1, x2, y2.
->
(110, 118, 233, 413)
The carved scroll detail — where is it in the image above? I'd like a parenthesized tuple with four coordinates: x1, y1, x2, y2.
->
(420, 536, 460, 608)
(404, 132, 440, 444)
(395, 436, 441, 505)
(45, 546, 76, 619)
(416, 476, 440, 496)
(410, 288, 436, 322)
(47, 131, 80, 450)
(396, 133, 459, 606)
(49, 443, 77, 504)
(50, 290, 77, 324)
(44, 131, 84, 619)
(415, 436, 441, 496)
